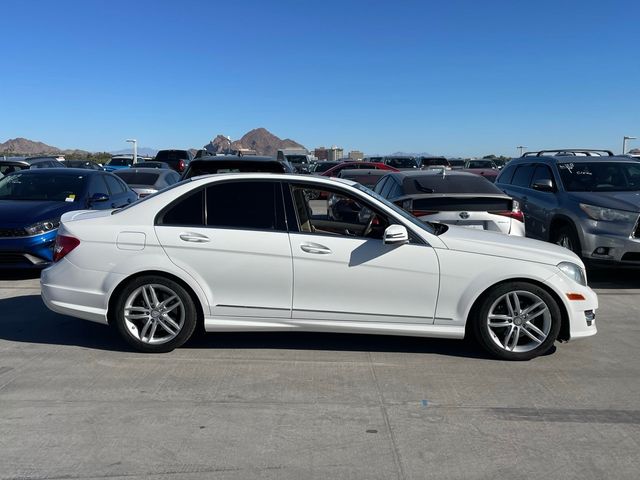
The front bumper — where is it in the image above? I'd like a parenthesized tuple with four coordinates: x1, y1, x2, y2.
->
(546, 272, 598, 341)
(0, 230, 57, 269)
(581, 229, 640, 264)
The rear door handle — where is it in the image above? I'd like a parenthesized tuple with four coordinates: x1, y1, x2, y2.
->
(179, 232, 210, 243)
(300, 242, 332, 254)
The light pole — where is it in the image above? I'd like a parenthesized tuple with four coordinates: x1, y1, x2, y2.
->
(126, 139, 137, 164)
(622, 136, 636, 155)
(226, 136, 231, 155)
(517, 146, 527, 157)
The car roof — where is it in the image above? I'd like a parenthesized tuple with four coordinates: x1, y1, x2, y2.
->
(507, 155, 637, 166)
(385, 169, 478, 178)
(193, 155, 277, 162)
(115, 167, 170, 173)
(188, 172, 358, 187)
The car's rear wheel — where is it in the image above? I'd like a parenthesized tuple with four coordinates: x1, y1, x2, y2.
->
(552, 224, 581, 257)
(472, 282, 561, 360)
(113, 276, 197, 353)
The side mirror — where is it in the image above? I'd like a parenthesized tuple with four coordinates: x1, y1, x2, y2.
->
(383, 224, 409, 245)
(89, 193, 109, 204)
(532, 178, 555, 192)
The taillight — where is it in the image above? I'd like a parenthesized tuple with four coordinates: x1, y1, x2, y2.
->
(53, 234, 80, 262)
(178, 160, 185, 172)
(412, 210, 439, 217)
(495, 201, 524, 222)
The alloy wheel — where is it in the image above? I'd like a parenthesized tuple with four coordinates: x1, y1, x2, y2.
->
(123, 284, 185, 345)
(486, 290, 552, 353)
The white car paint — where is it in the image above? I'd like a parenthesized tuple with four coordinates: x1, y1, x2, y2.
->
(40, 173, 597, 347)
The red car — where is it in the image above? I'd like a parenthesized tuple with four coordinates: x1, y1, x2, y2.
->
(320, 161, 399, 177)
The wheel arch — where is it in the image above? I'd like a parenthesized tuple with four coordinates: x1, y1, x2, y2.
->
(464, 277, 570, 342)
(548, 214, 578, 242)
(106, 270, 206, 329)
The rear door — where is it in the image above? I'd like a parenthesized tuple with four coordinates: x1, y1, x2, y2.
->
(154, 180, 293, 318)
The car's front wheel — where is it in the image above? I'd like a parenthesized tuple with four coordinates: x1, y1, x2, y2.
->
(472, 282, 561, 360)
(113, 276, 198, 353)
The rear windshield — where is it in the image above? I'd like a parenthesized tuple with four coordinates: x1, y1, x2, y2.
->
(286, 155, 308, 164)
(312, 162, 339, 173)
(403, 174, 502, 194)
(422, 158, 450, 166)
(156, 150, 189, 162)
(107, 158, 133, 166)
(115, 171, 160, 185)
(386, 158, 418, 169)
(558, 162, 640, 192)
(466, 160, 496, 169)
(0, 172, 87, 201)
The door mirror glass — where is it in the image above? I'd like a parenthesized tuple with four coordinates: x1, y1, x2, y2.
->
(383, 224, 409, 244)
(532, 178, 554, 192)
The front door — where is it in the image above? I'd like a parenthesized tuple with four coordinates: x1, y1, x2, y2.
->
(154, 180, 293, 318)
(285, 182, 439, 324)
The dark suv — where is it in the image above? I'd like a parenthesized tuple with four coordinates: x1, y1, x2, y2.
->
(155, 149, 193, 174)
(495, 149, 640, 265)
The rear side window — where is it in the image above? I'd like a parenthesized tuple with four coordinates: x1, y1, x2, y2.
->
(374, 176, 389, 194)
(104, 175, 127, 194)
(161, 189, 205, 226)
(206, 181, 283, 231)
(511, 165, 535, 187)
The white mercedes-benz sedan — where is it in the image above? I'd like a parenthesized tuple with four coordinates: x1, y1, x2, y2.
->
(41, 173, 597, 360)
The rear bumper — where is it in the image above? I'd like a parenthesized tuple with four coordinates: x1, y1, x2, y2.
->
(0, 230, 57, 268)
(40, 258, 123, 325)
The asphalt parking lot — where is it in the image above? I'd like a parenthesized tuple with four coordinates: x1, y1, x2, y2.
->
(0, 269, 639, 480)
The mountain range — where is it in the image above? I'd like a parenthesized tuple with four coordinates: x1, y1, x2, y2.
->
(203, 128, 306, 156)
(0, 128, 307, 158)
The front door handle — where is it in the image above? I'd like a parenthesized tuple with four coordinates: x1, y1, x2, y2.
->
(300, 242, 332, 254)
(179, 232, 210, 243)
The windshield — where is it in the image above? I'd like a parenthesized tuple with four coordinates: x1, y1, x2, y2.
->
(285, 155, 308, 164)
(558, 162, 640, 192)
(386, 158, 417, 168)
(354, 183, 437, 235)
(0, 172, 87, 201)
(107, 158, 133, 166)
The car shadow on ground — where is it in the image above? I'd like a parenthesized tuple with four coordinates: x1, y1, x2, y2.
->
(0, 294, 494, 359)
(0, 269, 42, 281)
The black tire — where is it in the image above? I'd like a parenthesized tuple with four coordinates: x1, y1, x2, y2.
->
(552, 224, 581, 257)
(113, 275, 198, 353)
(472, 281, 562, 361)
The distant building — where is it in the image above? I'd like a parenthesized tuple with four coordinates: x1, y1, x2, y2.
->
(348, 150, 364, 161)
(314, 147, 328, 161)
(326, 146, 344, 162)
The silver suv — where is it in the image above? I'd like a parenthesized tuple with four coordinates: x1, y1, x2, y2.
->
(495, 149, 640, 265)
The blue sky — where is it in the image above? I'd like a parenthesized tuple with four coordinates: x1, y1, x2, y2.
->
(1, 0, 639, 157)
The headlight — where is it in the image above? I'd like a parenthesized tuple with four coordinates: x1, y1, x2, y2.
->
(24, 218, 60, 236)
(557, 261, 587, 286)
(579, 203, 638, 223)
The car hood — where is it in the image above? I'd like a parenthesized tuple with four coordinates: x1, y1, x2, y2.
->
(567, 191, 640, 211)
(0, 200, 83, 228)
(437, 224, 581, 267)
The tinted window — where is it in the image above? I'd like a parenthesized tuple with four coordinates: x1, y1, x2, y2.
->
(497, 164, 517, 184)
(0, 164, 26, 175)
(107, 158, 133, 166)
(403, 174, 502, 194)
(558, 162, 640, 192)
(156, 150, 190, 162)
(385, 158, 418, 169)
(104, 175, 126, 194)
(373, 176, 389, 194)
(530, 165, 554, 186)
(206, 181, 280, 230)
(89, 175, 109, 196)
(380, 176, 397, 198)
(116, 171, 160, 185)
(0, 172, 87, 201)
(511, 165, 535, 187)
(161, 189, 204, 225)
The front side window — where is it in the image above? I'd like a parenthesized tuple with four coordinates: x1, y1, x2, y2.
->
(530, 165, 554, 187)
(206, 181, 283, 230)
(289, 184, 390, 240)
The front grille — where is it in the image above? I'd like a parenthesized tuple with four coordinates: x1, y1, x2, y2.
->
(621, 252, 640, 262)
(0, 227, 28, 238)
